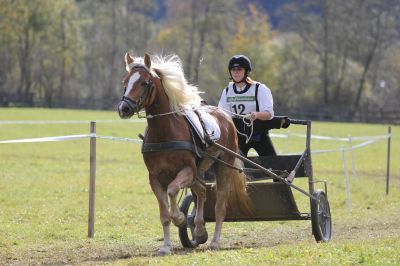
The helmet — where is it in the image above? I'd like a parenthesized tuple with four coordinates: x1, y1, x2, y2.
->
(228, 55, 252, 72)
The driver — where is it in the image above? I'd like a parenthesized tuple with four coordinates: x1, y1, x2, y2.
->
(218, 54, 276, 157)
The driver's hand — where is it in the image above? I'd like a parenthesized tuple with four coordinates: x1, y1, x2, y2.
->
(249, 112, 257, 121)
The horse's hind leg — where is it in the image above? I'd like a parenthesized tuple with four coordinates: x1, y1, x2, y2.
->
(190, 179, 207, 244)
(149, 176, 172, 256)
(190, 158, 216, 244)
(167, 166, 195, 227)
(209, 164, 231, 250)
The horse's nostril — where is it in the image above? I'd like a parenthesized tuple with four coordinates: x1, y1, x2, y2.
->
(122, 106, 130, 114)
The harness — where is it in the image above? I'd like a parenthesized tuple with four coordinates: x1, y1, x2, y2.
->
(141, 141, 199, 153)
(141, 111, 243, 173)
(142, 127, 204, 159)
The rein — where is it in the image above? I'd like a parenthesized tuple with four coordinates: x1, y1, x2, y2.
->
(203, 152, 244, 173)
(142, 109, 185, 119)
(221, 109, 255, 143)
(142, 107, 254, 145)
(237, 116, 254, 143)
(142, 106, 219, 120)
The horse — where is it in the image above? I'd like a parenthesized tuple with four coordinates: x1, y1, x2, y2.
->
(117, 53, 251, 255)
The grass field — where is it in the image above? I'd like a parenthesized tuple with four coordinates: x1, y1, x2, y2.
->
(0, 108, 399, 265)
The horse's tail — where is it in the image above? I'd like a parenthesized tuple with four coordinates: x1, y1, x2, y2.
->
(228, 158, 253, 216)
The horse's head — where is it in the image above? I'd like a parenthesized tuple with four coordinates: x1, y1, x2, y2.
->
(118, 53, 156, 118)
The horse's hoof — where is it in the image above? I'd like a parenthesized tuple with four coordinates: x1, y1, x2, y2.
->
(172, 213, 186, 228)
(208, 241, 220, 251)
(157, 246, 171, 256)
(194, 226, 208, 244)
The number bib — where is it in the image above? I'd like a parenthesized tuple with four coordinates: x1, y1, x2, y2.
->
(218, 81, 273, 118)
(225, 83, 259, 115)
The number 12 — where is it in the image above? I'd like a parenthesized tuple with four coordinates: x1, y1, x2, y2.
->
(232, 104, 245, 115)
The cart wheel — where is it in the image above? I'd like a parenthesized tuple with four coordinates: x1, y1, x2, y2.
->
(179, 194, 200, 248)
(311, 189, 332, 242)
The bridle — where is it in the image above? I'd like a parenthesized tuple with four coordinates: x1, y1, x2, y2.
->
(120, 65, 154, 114)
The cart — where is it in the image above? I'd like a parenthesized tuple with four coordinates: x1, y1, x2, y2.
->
(179, 119, 332, 248)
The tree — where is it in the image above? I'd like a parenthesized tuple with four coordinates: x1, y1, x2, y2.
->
(0, 0, 82, 107)
(228, 4, 278, 98)
(1, 0, 398, 112)
(37, 1, 81, 107)
(272, 33, 321, 109)
(346, 0, 400, 112)
(77, 0, 158, 108)
(278, 0, 400, 115)
(366, 42, 400, 110)
(0, 1, 48, 104)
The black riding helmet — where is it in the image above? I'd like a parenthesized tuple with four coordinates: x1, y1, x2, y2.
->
(228, 55, 252, 82)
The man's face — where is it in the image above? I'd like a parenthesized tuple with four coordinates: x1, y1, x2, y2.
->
(230, 67, 245, 83)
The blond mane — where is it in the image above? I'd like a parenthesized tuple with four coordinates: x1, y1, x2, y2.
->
(147, 54, 203, 111)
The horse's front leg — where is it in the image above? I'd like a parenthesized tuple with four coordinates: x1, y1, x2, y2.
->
(167, 166, 195, 227)
(149, 175, 172, 256)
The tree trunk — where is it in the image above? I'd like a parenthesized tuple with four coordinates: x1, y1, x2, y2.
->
(322, 0, 329, 104)
(333, 49, 348, 100)
(58, 10, 66, 104)
(18, 24, 34, 105)
(193, 3, 210, 84)
(105, 0, 117, 107)
(185, 0, 197, 80)
(352, 12, 382, 113)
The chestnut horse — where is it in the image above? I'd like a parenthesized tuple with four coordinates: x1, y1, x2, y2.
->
(117, 53, 251, 255)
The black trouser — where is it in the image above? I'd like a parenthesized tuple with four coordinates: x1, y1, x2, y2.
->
(237, 131, 276, 157)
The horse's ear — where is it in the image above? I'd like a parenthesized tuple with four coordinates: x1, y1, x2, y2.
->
(144, 53, 151, 68)
(125, 52, 134, 66)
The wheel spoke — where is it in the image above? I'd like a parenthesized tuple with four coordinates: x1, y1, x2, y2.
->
(320, 218, 326, 234)
(318, 198, 331, 220)
(319, 201, 327, 213)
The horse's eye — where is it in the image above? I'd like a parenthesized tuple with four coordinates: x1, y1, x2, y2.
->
(141, 81, 149, 87)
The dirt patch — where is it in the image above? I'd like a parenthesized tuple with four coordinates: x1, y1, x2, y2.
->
(2, 218, 399, 265)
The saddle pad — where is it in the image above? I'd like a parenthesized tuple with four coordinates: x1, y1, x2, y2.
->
(184, 109, 221, 143)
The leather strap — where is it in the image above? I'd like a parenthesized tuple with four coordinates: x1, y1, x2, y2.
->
(141, 141, 203, 155)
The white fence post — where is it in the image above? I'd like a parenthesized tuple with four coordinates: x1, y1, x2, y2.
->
(386, 126, 391, 195)
(88, 121, 96, 237)
(341, 145, 352, 211)
(348, 135, 358, 180)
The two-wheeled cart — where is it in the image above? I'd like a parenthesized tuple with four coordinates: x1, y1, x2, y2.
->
(179, 119, 332, 248)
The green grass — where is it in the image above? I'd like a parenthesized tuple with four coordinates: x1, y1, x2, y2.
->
(0, 108, 399, 265)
